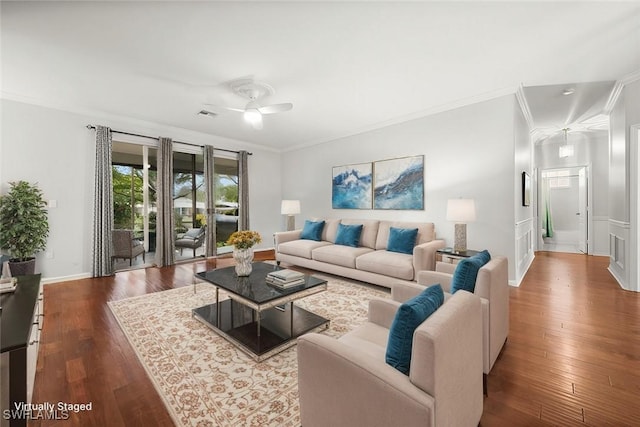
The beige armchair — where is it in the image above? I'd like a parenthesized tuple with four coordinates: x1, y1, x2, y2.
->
(413, 256, 509, 393)
(297, 287, 483, 427)
(112, 229, 145, 266)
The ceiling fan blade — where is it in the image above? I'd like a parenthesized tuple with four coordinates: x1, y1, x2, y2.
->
(258, 103, 293, 115)
(203, 103, 245, 114)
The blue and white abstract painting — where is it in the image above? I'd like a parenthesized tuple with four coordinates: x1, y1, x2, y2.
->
(332, 163, 372, 209)
(374, 155, 424, 210)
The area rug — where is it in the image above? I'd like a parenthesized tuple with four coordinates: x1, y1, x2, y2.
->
(108, 277, 388, 427)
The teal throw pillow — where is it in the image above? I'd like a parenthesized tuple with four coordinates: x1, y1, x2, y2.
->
(387, 227, 419, 255)
(386, 284, 445, 375)
(450, 250, 491, 294)
(334, 223, 363, 247)
(300, 220, 325, 241)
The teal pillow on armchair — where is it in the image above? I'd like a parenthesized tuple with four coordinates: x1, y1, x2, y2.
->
(385, 284, 444, 375)
(450, 250, 491, 294)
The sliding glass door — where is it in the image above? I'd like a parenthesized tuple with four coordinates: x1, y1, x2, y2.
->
(112, 142, 157, 269)
(214, 156, 239, 254)
(111, 141, 240, 267)
(173, 152, 206, 260)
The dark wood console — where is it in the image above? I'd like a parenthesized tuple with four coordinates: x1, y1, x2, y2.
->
(1, 274, 43, 427)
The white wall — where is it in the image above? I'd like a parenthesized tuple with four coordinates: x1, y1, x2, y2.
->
(282, 95, 519, 281)
(534, 130, 609, 255)
(513, 98, 534, 283)
(608, 78, 640, 291)
(0, 99, 282, 281)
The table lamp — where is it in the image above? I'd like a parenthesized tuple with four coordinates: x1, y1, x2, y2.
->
(446, 199, 476, 252)
(281, 200, 301, 231)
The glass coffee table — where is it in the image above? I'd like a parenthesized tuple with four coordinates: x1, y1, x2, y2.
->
(193, 262, 329, 361)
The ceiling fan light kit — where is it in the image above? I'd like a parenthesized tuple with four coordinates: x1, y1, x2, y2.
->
(200, 78, 292, 129)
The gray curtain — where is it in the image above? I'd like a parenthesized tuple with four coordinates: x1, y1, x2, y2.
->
(203, 145, 217, 257)
(92, 126, 114, 277)
(238, 150, 250, 230)
(156, 137, 175, 267)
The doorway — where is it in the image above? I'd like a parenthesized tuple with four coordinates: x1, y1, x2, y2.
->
(540, 166, 588, 253)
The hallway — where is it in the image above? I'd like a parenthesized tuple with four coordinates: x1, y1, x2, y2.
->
(483, 251, 640, 425)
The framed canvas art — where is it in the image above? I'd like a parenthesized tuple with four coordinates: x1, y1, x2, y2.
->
(332, 163, 373, 209)
(522, 171, 531, 207)
(373, 155, 424, 210)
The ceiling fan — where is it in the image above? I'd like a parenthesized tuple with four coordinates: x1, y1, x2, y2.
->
(200, 78, 293, 129)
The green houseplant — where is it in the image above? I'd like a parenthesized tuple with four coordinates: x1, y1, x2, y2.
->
(0, 181, 49, 275)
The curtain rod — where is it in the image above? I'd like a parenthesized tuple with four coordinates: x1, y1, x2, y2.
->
(86, 125, 252, 156)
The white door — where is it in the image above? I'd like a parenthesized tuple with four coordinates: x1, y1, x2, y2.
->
(577, 167, 588, 253)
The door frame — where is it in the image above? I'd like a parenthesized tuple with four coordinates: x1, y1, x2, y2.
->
(537, 164, 592, 254)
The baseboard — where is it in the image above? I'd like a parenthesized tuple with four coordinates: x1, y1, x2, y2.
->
(608, 266, 628, 291)
(42, 272, 92, 285)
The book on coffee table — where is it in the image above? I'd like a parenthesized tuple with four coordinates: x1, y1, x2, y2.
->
(266, 275, 305, 288)
(267, 269, 305, 282)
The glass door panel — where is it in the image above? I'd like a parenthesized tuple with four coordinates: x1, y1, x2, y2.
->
(173, 152, 206, 260)
(111, 142, 156, 269)
(214, 157, 239, 254)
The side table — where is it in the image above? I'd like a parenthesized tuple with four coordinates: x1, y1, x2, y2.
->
(436, 249, 482, 264)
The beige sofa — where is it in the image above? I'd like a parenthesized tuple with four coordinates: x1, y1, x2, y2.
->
(395, 256, 509, 392)
(297, 286, 484, 427)
(275, 219, 445, 288)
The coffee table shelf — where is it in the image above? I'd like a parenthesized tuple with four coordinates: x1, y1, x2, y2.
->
(193, 300, 328, 359)
(193, 262, 329, 361)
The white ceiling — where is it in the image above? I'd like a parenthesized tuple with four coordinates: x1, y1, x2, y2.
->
(2, 1, 639, 151)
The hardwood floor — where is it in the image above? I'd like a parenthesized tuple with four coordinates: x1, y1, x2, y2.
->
(29, 251, 640, 426)
(483, 252, 640, 426)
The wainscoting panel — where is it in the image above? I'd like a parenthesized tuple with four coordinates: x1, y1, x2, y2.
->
(592, 216, 610, 256)
(608, 220, 630, 290)
(515, 218, 535, 286)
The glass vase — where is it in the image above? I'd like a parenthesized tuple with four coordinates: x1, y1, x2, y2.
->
(233, 248, 254, 277)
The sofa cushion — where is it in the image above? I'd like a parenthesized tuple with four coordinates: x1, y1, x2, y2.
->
(341, 219, 380, 249)
(312, 244, 374, 268)
(451, 250, 491, 294)
(300, 220, 325, 241)
(375, 221, 435, 250)
(386, 284, 445, 375)
(387, 227, 418, 255)
(356, 250, 415, 280)
(335, 223, 363, 247)
(278, 240, 332, 259)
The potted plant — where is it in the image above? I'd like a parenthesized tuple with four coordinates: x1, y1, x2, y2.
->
(226, 230, 262, 276)
(0, 181, 49, 276)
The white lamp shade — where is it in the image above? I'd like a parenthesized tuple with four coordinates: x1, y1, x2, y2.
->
(446, 199, 476, 223)
(281, 200, 301, 215)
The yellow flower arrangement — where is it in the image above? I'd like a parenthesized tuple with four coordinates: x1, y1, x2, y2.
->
(226, 230, 262, 250)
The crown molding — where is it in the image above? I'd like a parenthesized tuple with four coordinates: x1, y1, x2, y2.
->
(620, 68, 640, 85)
(603, 69, 640, 114)
(282, 85, 519, 152)
(603, 81, 625, 114)
(515, 84, 535, 132)
(0, 91, 281, 154)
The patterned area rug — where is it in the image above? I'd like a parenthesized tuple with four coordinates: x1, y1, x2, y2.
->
(108, 277, 388, 427)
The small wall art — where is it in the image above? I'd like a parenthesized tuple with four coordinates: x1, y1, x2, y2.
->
(522, 171, 531, 207)
(332, 162, 373, 209)
(373, 155, 424, 210)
